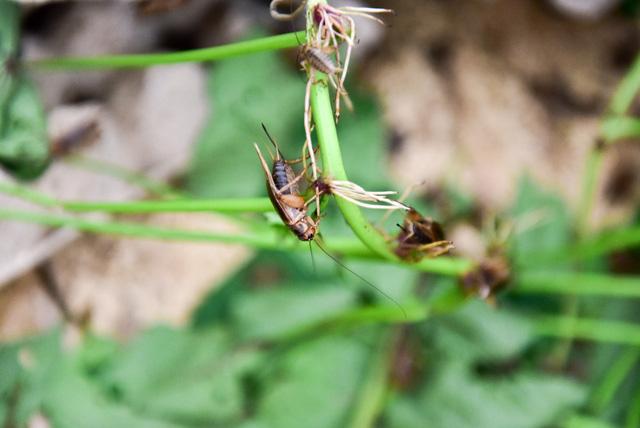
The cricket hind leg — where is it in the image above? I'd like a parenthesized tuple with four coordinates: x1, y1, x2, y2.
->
(415, 240, 455, 257)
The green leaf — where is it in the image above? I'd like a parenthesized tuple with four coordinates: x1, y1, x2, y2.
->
(232, 285, 357, 341)
(187, 32, 306, 198)
(0, 2, 50, 180)
(101, 326, 260, 424)
(434, 300, 534, 361)
(255, 335, 370, 428)
(385, 302, 585, 428)
(387, 368, 584, 428)
(0, 329, 183, 428)
(510, 176, 571, 268)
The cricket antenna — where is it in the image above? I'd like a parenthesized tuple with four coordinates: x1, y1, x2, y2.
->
(261, 123, 277, 147)
(308, 241, 317, 275)
(313, 237, 407, 319)
(261, 123, 283, 159)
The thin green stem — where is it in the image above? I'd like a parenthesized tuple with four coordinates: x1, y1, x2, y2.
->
(0, 205, 472, 276)
(0, 181, 58, 207)
(577, 146, 604, 237)
(0, 179, 273, 214)
(515, 271, 640, 298)
(0, 208, 282, 249)
(589, 348, 640, 414)
(29, 32, 306, 70)
(577, 53, 640, 236)
(61, 198, 274, 214)
(534, 316, 640, 346)
(348, 329, 395, 428)
(626, 383, 640, 428)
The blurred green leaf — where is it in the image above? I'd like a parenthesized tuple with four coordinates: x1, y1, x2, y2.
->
(232, 285, 356, 341)
(510, 176, 571, 268)
(187, 33, 305, 198)
(0, 329, 184, 428)
(386, 302, 584, 428)
(254, 335, 370, 428)
(434, 301, 534, 362)
(0, 2, 50, 180)
(101, 326, 261, 424)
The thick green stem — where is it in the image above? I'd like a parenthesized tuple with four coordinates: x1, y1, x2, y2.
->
(307, 0, 399, 261)
(311, 80, 398, 261)
(29, 32, 306, 70)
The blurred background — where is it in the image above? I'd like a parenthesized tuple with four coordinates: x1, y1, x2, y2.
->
(0, 0, 639, 427)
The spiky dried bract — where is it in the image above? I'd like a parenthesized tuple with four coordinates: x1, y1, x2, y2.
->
(324, 179, 409, 211)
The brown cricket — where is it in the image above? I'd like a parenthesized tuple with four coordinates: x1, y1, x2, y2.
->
(254, 124, 317, 242)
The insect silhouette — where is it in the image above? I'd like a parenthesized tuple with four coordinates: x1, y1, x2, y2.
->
(395, 208, 454, 261)
(254, 124, 318, 242)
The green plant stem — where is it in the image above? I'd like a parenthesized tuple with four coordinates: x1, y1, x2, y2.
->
(577, 146, 604, 237)
(577, 53, 640, 236)
(0, 207, 470, 276)
(534, 316, 640, 346)
(61, 198, 275, 214)
(626, 383, 640, 428)
(515, 271, 640, 298)
(0, 207, 281, 249)
(0, 178, 472, 275)
(609, 54, 640, 115)
(589, 348, 640, 414)
(348, 330, 395, 428)
(0, 179, 273, 213)
(600, 116, 640, 141)
(308, 1, 398, 261)
(311, 76, 395, 260)
(560, 54, 640, 369)
(29, 32, 306, 70)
